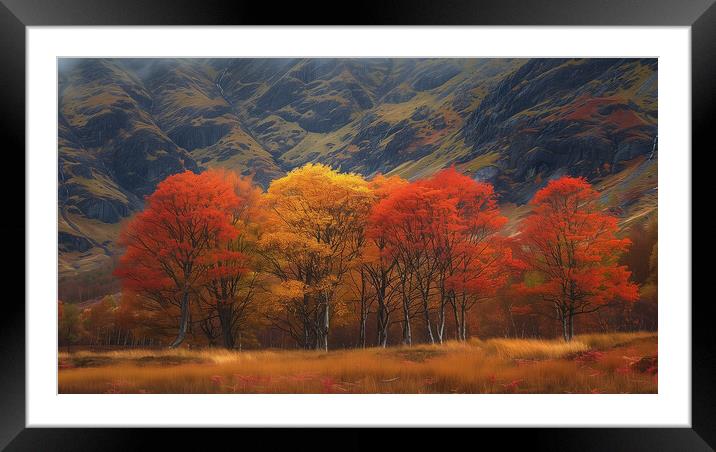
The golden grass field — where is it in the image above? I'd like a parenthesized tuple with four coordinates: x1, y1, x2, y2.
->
(58, 332, 657, 394)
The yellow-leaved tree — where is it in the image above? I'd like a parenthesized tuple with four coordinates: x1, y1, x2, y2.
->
(260, 163, 374, 350)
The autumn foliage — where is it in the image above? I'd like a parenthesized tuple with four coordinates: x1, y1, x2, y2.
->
(95, 167, 646, 350)
(516, 177, 639, 341)
(259, 163, 374, 350)
(114, 170, 247, 348)
(369, 168, 512, 345)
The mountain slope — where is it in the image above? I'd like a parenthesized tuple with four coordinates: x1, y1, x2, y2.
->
(459, 58, 657, 203)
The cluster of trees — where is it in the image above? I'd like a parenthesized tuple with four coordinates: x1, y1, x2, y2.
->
(60, 164, 646, 350)
(59, 295, 161, 349)
(59, 259, 120, 303)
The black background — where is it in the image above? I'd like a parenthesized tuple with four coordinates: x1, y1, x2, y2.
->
(0, 0, 712, 450)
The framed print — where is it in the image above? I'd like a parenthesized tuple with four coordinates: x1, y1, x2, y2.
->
(2, 0, 712, 449)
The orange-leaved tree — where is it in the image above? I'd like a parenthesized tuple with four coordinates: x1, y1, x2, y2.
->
(260, 163, 374, 351)
(517, 176, 639, 341)
(114, 170, 241, 348)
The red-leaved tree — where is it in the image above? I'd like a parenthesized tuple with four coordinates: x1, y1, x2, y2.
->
(115, 170, 241, 348)
(361, 174, 408, 347)
(429, 169, 511, 341)
(199, 171, 264, 349)
(370, 167, 510, 344)
(517, 176, 639, 341)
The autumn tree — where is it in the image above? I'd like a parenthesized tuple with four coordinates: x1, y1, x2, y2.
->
(115, 170, 241, 348)
(361, 174, 408, 347)
(346, 265, 375, 348)
(370, 168, 510, 344)
(428, 169, 510, 341)
(114, 286, 186, 346)
(616, 215, 658, 331)
(199, 171, 265, 349)
(260, 164, 374, 351)
(371, 180, 448, 344)
(109, 165, 648, 350)
(517, 176, 639, 341)
(58, 301, 83, 349)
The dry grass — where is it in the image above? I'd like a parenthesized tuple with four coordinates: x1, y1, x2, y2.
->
(479, 338, 589, 360)
(58, 332, 657, 394)
(574, 331, 656, 349)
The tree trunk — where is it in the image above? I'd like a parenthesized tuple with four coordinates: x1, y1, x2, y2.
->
(508, 304, 517, 339)
(421, 284, 435, 344)
(460, 303, 467, 341)
(437, 285, 446, 344)
(402, 315, 412, 346)
(358, 306, 367, 349)
(218, 303, 235, 349)
(400, 274, 412, 346)
(358, 312, 367, 348)
(169, 291, 190, 348)
(378, 310, 389, 348)
(376, 287, 390, 347)
(314, 328, 323, 350)
(402, 295, 412, 346)
(304, 273, 315, 350)
(437, 307, 445, 344)
(358, 269, 368, 348)
(423, 303, 435, 345)
(561, 315, 569, 342)
(451, 296, 460, 341)
(302, 318, 310, 350)
(321, 299, 329, 351)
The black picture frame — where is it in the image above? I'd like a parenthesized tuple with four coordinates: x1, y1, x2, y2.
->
(1, 0, 711, 450)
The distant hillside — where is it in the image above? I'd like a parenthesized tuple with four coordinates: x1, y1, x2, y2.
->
(58, 58, 657, 281)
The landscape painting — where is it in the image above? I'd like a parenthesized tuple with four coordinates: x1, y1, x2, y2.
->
(58, 58, 658, 394)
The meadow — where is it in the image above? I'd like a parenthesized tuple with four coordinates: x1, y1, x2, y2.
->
(58, 332, 657, 394)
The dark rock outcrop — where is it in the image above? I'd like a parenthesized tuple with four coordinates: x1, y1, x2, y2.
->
(77, 197, 131, 223)
(412, 64, 461, 91)
(460, 58, 657, 202)
(59, 231, 94, 253)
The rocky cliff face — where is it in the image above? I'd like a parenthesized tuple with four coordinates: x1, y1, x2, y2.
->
(459, 58, 657, 203)
(58, 58, 657, 277)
